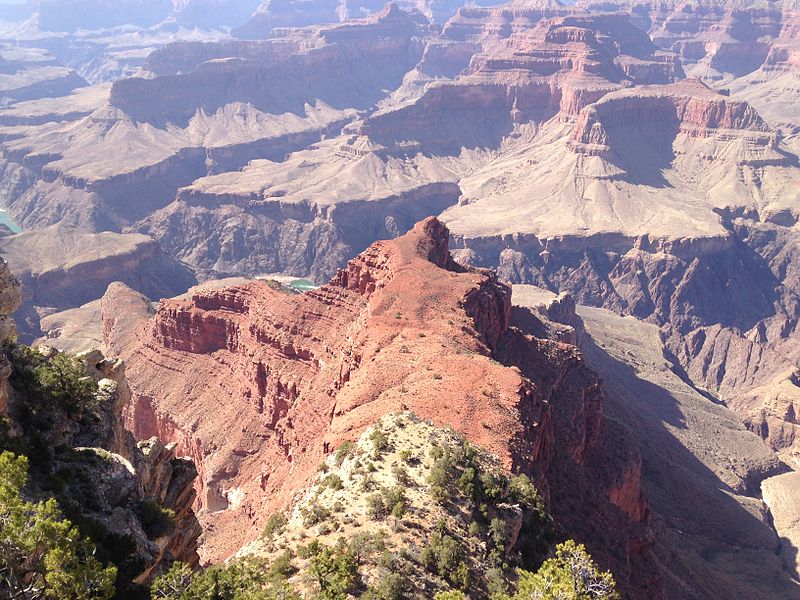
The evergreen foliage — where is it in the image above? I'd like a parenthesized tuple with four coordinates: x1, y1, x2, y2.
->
(0, 451, 117, 600)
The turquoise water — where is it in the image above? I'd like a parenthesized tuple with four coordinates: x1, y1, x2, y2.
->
(0, 210, 21, 234)
(289, 279, 319, 292)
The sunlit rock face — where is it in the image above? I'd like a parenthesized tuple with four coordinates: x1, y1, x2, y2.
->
(102, 219, 661, 597)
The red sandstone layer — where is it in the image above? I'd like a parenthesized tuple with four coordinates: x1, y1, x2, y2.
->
(102, 218, 655, 594)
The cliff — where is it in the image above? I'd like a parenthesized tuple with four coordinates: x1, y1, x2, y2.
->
(0, 258, 20, 414)
(6, 349, 200, 588)
(134, 136, 461, 281)
(0, 226, 197, 343)
(0, 337, 201, 593)
(359, 10, 680, 151)
(103, 217, 659, 595)
(110, 5, 425, 124)
(514, 284, 800, 598)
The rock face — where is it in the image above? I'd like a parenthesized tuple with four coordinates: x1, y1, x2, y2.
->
(135, 136, 462, 280)
(514, 285, 800, 598)
(232, 0, 498, 37)
(0, 6, 434, 294)
(0, 0, 261, 32)
(0, 47, 87, 102)
(1, 4, 800, 595)
(0, 258, 20, 414)
(7, 348, 202, 586)
(359, 9, 682, 151)
(3, 0, 796, 305)
(0, 226, 197, 342)
(0, 258, 201, 589)
(109, 5, 424, 124)
(83, 351, 202, 581)
(103, 218, 659, 595)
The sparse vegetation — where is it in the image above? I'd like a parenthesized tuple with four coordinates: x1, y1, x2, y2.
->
(369, 428, 390, 458)
(229, 413, 602, 600)
(366, 486, 407, 521)
(321, 473, 344, 491)
(421, 531, 470, 590)
(4, 344, 100, 423)
(262, 513, 288, 540)
(509, 540, 619, 600)
(434, 591, 467, 600)
(391, 462, 410, 486)
(0, 451, 117, 599)
(363, 572, 407, 600)
(151, 557, 300, 600)
(302, 501, 332, 527)
(307, 541, 359, 600)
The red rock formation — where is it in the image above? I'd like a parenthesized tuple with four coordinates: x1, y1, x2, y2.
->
(567, 78, 782, 165)
(103, 218, 657, 595)
(360, 9, 680, 149)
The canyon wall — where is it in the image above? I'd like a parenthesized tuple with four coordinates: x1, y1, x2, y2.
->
(103, 218, 660, 595)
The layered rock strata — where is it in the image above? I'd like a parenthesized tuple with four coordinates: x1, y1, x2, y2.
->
(514, 285, 800, 598)
(0, 226, 197, 342)
(103, 218, 659, 595)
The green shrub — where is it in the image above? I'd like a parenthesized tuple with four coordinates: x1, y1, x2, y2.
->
(367, 487, 406, 521)
(513, 540, 618, 600)
(392, 463, 410, 486)
(434, 592, 467, 600)
(451, 561, 470, 591)
(456, 466, 477, 499)
(369, 428, 390, 458)
(382, 486, 405, 508)
(261, 512, 288, 540)
(308, 544, 359, 600)
(422, 531, 467, 588)
(153, 558, 300, 600)
(509, 474, 542, 511)
(468, 521, 480, 537)
(487, 567, 508, 597)
(302, 502, 331, 527)
(391, 501, 406, 520)
(367, 493, 388, 520)
(151, 562, 193, 599)
(321, 473, 344, 491)
(136, 499, 176, 538)
(334, 441, 357, 466)
(268, 549, 295, 579)
(364, 572, 407, 600)
(350, 531, 387, 562)
(5, 344, 99, 422)
(479, 471, 505, 504)
(360, 473, 377, 492)
(0, 451, 117, 600)
(489, 517, 508, 550)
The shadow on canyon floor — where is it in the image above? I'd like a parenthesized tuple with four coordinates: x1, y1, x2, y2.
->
(579, 332, 800, 597)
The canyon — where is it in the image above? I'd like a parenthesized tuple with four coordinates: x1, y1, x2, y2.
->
(0, 0, 798, 597)
(0, 256, 202, 594)
(102, 218, 663, 595)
